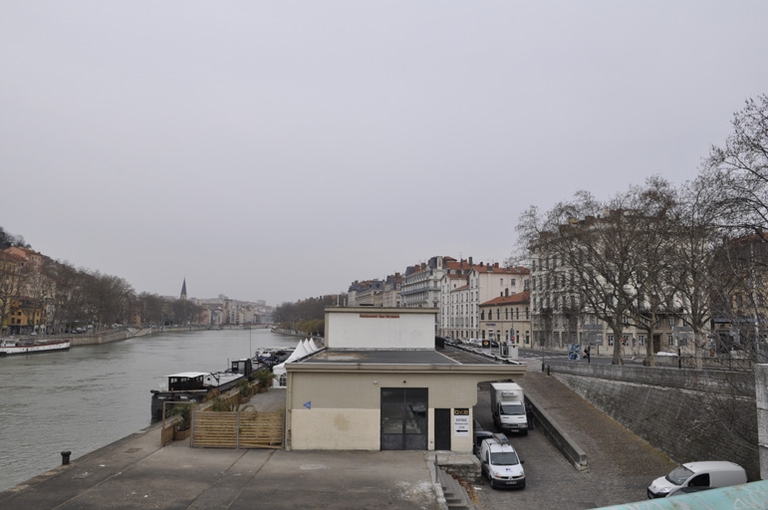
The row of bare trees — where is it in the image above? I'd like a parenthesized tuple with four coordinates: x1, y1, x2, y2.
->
(517, 95, 767, 365)
(273, 295, 340, 336)
(0, 252, 203, 335)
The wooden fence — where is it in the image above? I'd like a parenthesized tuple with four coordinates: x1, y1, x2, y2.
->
(161, 419, 176, 447)
(191, 410, 284, 449)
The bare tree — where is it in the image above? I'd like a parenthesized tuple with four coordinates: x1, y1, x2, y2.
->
(0, 251, 24, 335)
(519, 189, 653, 364)
(622, 177, 680, 366)
(665, 178, 737, 367)
(704, 94, 768, 239)
(273, 295, 337, 335)
(137, 292, 168, 327)
(699, 95, 768, 361)
(19, 256, 56, 334)
(46, 261, 80, 333)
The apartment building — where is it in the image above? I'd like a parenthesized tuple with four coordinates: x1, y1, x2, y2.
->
(439, 262, 530, 341)
(382, 273, 402, 308)
(479, 290, 531, 346)
(401, 257, 449, 309)
(347, 280, 384, 307)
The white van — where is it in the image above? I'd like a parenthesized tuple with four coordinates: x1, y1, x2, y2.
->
(647, 461, 747, 498)
(478, 433, 526, 489)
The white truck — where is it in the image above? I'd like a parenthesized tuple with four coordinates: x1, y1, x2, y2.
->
(490, 382, 528, 435)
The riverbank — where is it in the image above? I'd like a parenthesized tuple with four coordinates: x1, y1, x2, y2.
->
(0, 328, 297, 493)
(4, 324, 260, 349)
(269, 327, 321, 338)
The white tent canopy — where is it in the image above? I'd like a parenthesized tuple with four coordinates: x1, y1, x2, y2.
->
(272, 338, 318, 383)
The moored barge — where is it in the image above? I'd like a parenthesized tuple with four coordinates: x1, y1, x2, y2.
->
(0, 339, 71, 356)
(150, 358, 254, 421)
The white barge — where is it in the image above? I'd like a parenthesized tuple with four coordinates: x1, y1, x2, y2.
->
(0, 339, 71, 356)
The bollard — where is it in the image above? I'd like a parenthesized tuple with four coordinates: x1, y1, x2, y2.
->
(541, 361, 545, 372)
(61, 451, 71, 465)
(546, 364, 550, 376)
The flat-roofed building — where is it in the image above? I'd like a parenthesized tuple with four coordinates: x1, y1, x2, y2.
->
(284, 306, 526, 452)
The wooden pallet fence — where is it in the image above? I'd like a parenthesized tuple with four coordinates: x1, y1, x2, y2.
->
(191, 410, 283, 449)
(161, 420, 176, 447)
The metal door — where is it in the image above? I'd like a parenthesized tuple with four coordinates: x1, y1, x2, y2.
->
(434, 408, 451, 450)
(381, 388, 428, 450)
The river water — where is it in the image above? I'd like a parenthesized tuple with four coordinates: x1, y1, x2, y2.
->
(0, 328, 298, 492)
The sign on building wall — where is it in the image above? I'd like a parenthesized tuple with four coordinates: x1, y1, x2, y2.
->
(453, 408, 469, 437)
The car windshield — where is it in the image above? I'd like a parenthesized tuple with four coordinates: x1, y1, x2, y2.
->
(490, 452, 520, 466)
(666, 466, 694, 485)
(500, 403, 525, 415)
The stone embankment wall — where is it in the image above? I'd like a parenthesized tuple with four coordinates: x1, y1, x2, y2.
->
(63, 325, 209, 346)
(545, 360, 759, 480)
(68, 327, 147, 346)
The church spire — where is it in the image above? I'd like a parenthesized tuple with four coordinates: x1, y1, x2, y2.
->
(180, 278, 187, 300)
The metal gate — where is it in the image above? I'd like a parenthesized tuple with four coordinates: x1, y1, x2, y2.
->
(380, 388, 428, 450)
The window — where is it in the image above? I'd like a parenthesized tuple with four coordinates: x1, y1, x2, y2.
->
(510, 279, 516, 287)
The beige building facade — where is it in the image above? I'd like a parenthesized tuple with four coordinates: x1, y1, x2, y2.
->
(284, 307, 526, 452)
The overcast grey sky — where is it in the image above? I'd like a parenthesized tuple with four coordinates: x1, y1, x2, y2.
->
(2, 2, 767, 306)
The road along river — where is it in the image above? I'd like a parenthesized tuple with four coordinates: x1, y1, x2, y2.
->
(0, 328, 297, 492)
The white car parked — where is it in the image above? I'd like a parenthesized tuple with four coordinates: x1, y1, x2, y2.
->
(647, 461, 747, 498)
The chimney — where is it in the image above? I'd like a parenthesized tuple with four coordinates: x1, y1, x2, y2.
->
(469, 256, 473, 266)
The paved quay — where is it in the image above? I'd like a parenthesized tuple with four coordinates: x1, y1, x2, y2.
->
(0, 426, 440, 510)
(1, 388, 441, 510)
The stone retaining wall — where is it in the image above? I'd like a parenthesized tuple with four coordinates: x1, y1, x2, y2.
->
(545, 361, 759, 480)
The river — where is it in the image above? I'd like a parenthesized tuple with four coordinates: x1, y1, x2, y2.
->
(0, 328, 298, 492)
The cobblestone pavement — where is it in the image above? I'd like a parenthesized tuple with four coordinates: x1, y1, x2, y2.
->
(472, 364, 677, 509)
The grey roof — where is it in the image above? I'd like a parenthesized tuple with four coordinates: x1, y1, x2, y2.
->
(301, 346, 498, 365)
(303, 349, 460, 365)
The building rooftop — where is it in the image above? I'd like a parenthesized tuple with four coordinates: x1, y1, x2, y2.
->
(303, 349, 460, 365)
(301, 346, 500, 366)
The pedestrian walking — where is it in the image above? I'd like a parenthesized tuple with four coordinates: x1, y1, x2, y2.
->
(525, 402, 535, 430)
(583, 345, 591, 363)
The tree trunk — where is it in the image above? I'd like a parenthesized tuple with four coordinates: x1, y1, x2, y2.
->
(612, 324, 624, 365)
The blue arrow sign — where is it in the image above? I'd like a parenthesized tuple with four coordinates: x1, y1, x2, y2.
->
(304, 401, 311, 409)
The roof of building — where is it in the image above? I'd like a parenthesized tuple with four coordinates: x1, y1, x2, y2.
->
(480, 290, 531, 307)
(303, 349, 460, 365)
(472, 263, 530, 275)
